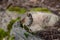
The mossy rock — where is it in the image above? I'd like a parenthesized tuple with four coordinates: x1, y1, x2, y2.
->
(7, 6, 27, 14)
(0, 17, 19, 40)
(7, 17, 20, 33)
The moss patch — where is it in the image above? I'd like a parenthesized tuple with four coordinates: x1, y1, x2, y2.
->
(0, 28, 15, 40)
(7, 17, 20, 40)
(30, 8, 52, 13)
(7, 6, 27, 14)
(7, 6, 52, 14)
(7, 17, 20, 33)
(0, 28, 7, 40)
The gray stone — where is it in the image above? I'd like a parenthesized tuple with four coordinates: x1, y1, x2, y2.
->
(0, 10, 20, 31)
(10, 20, 43, 40)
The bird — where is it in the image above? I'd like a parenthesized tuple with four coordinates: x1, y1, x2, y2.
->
(20, 11, 60, 32)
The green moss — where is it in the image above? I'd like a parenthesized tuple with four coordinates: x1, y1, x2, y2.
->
(7, 6, 26, 14)
(30, 8, 51, 13)
(7, 17, 20, 33)
(0, 28, 7, 40)
(0, 17, 19, 40)
(7, 17, 20, 40)
(7, 20, 16, 32)
(0, 28, 15, 40)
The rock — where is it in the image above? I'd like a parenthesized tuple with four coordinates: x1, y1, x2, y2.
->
(10, 20, 43, 40)
(0, 10, 20, 31)
(36, 29, 60, 40)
